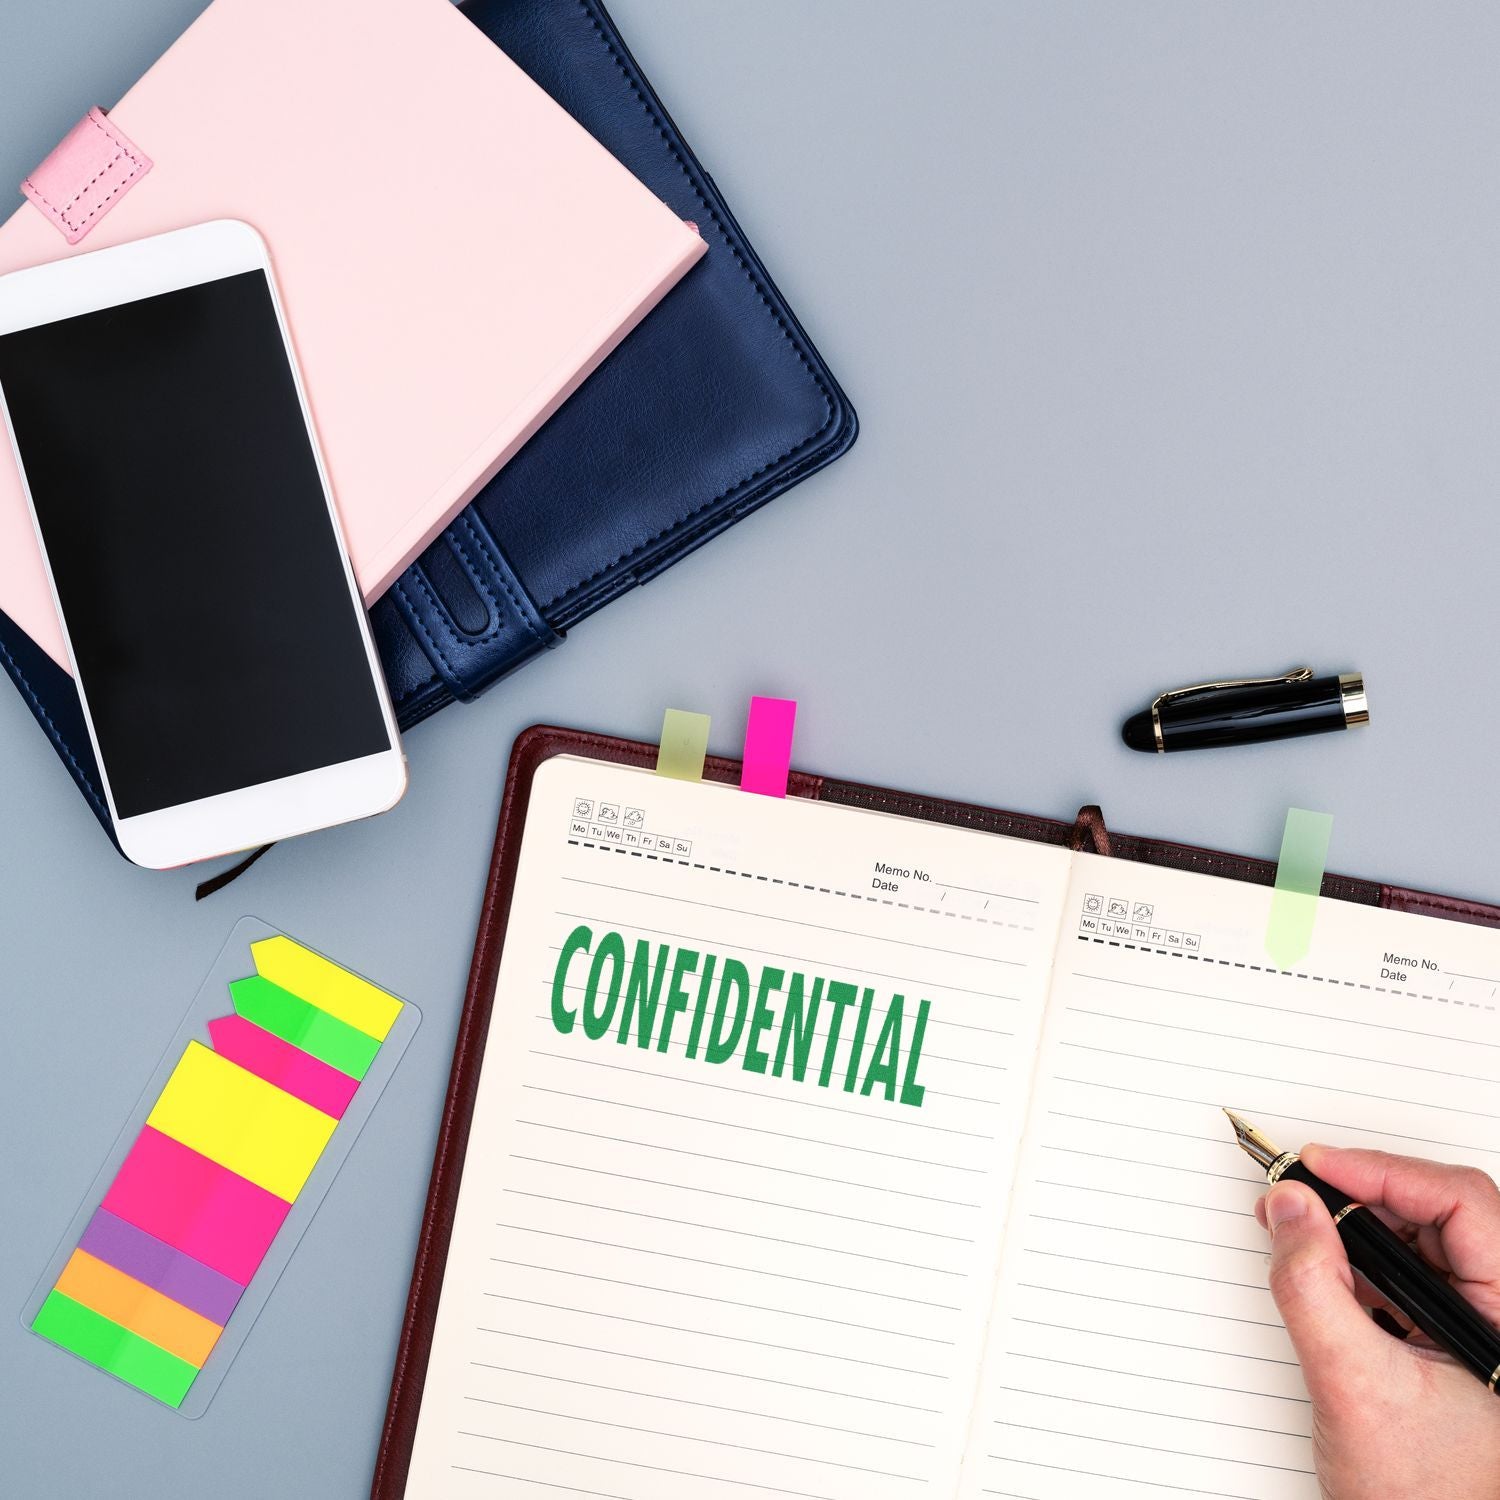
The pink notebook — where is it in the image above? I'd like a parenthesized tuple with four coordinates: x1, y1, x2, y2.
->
(0, 0, 705, 671)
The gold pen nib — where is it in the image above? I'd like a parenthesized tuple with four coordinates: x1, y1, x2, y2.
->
(1223, 1108, 1282, 1171)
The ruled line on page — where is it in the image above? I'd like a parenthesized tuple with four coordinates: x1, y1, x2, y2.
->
(472, 1339, 946, 1413)
(463, 1400, 928, 1481)
(1063, 1005, 1500, 1086)
(1045, 1078, 1500, 1160)
(501, 1190, 972, 1275)
(1001, 1352, 1309, 1406)
(980, 1457, 1259, 1499)
(1058, 1040, 1500, 1123)
(994, 1422, 1314, 1476)
(1038, 1143, 1260, 1186)
(1019, 1248, 1271, 1295)
(526, 1056, 1000, 1143)
(520, 1083, 991, 1170)
(1012, 1284, 1282, 1331)
(488, 1260, 957, 1343)
(1072, 971, 1499, 1050)
(450, 1465, 641, 1499)
(1024, 1216, 1263, 1258)
(490, 1231, 966, 1311)
(454, 1434, 843, 1500)
(990, 1389, 1305, 1440)
(513, 1120, 986, 1207)
(480, 1301, 951, 1381)
(1007, 1319, 1299, 1368)
(1031, 1181, 1255, 1219)
(505, 1155, 977, 1242)
(463, 1370, 940, 1447)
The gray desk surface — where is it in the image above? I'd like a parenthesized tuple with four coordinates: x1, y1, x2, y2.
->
(2, 2, 1497, 1495)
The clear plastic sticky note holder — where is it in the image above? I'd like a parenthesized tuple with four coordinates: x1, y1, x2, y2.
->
(20, 917, 419, 1416)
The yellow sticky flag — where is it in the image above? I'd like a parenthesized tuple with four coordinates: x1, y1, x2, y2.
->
(251, 936, 402, 1042)
(146, 1043, 336, 1202)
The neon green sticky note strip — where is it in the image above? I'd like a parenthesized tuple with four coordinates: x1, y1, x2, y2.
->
(229, 976, 381, 1080)
(1266, 808, 1333, 968)
(32, 1291, 198, 1408)
(656, 708, 710, 782)
(250, 935, 402, 1041)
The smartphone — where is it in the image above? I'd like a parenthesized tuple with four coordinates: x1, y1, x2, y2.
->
(0, 220, 406, 868)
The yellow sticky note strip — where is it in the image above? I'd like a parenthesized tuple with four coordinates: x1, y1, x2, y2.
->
(250, 936, 402, 1042)
(146, 1043, 337, 1203)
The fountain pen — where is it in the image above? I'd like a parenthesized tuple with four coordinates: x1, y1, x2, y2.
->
(1123, 667, 1369, 752)
(1226, 1110, 1500, 1393)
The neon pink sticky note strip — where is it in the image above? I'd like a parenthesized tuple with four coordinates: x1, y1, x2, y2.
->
(741, 696, 798, 798)
(207, 1014, 358, 1119)
(102, 1127, 291, 1286)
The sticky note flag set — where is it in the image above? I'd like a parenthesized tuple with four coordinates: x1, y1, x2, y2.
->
(25, 921, 417, 1414)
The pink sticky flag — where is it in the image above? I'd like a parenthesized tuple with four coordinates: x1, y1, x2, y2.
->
(207, 1015, 358, 1119)
(102, 1128, 290, 1287)
(741, 696, 798, 798)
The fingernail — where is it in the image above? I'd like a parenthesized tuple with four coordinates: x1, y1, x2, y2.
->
(1266, 1186, 1307, 1233)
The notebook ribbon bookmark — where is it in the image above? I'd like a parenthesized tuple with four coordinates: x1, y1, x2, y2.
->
(740, 696, 798, 798)
(656, 709, 710, 781)
(1265, 808, 1333, 968)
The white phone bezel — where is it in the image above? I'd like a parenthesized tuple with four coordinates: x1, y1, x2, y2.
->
(0, 219, 406, 869)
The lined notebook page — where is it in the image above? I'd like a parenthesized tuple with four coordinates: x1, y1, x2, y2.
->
(961, 851, 1500, 1500)
(402, 757, 1073, 1499)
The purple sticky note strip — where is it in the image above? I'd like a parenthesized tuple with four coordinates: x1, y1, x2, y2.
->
(741, 696, 798, 798)
(76, 1207, 244, 1326)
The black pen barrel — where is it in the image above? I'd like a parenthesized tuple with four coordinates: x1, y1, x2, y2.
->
(1278, 1159, 1500, 1387)
(1158, 674, 1356, 751)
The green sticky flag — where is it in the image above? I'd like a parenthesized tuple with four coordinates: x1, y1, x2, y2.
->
(656, 709, 710, 782)
(1266, 808, 1333, 968)
(32, 1292, 198, 1408)
(229, 975, 380, 1079)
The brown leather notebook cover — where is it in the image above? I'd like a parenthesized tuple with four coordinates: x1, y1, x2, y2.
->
(370, 723, 1500, 1496)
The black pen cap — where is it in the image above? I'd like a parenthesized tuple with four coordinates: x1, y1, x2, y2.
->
(1121, 711, 1156, 752)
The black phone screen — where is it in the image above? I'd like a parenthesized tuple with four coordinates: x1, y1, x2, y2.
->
(0, 269, 391, 818)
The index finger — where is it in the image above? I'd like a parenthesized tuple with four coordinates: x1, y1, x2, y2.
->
(1301, 1144, 1500, 1287)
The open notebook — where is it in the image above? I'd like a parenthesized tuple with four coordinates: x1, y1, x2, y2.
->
(375, 728, 1500, 1500)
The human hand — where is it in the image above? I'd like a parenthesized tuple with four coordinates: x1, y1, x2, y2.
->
(1258, 1144, 1500, 1500)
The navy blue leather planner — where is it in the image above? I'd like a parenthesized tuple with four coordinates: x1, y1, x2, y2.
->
(0, 0, 856, 847)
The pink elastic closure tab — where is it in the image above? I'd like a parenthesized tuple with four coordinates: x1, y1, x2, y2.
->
(741, 696, 798, 798)
(21, 107, 152, 245)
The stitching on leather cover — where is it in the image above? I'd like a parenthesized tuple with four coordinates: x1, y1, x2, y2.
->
(446, 515, 547, 649)
(436, 527, 507, 645)
(0, 631, 107, 819)
(463, 514, 552, 648)
(1388, 889, 1500, 922)
(393, 574, 459, 680)
(537, 0, 842, 615)
(391, 667, 441, 708)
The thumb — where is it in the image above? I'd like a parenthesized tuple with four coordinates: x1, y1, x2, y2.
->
(1264, 1181, 1393, 1410)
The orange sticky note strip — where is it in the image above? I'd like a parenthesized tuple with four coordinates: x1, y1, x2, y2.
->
(54, 1249, 222, 1368)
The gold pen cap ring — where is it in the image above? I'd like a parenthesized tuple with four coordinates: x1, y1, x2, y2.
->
(1339, 673, 1370, 728)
